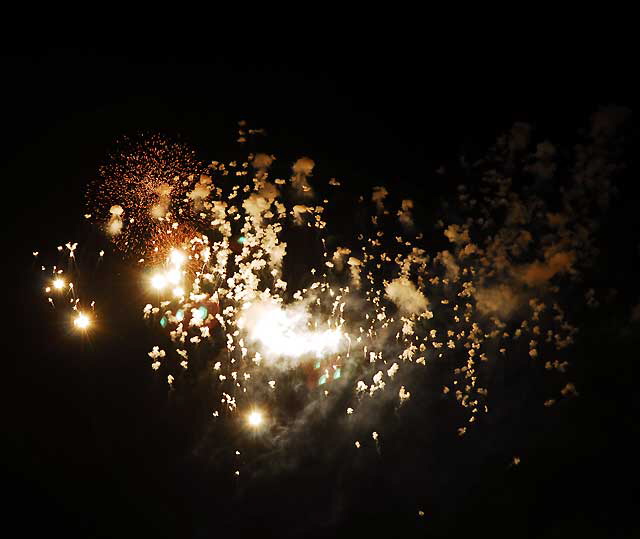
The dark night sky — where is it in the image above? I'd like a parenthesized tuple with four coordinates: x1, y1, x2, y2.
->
(2, 43, 638, 538)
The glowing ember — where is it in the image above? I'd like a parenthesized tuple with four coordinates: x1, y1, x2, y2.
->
(74, 313, 91, 330)
(150, 274, 166, 290)
(53, 278, 65, 290)
(247, 410, 264, 428)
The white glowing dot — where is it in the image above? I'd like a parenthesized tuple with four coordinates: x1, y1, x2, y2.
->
(150, 274, 166, 290)
(166, 268, 181, 285)
(172, 286, 185, 298)
(74, 313, 91, 330)
(247, 410, 264, 428)
(169, 249, 186, 267)
(53, 278, 65, 290)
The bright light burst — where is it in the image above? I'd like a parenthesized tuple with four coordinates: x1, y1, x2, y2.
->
(246, 409, 265, 428)
(169, 249, 186, 267)
(150, 274, 167, 290)
(53, 278, 65, 290)
(239, 299, 344, 362)
(35, 112, 628, 481)
(74, 312, 91, 330)
(86, 134, 201, 255)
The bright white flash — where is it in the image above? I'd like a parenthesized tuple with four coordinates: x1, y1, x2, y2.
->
(53, 278, 65, 290)
(150, 274, 166, 290)
(74, 313, 91, 330)
(169, 249, 186, 267)
(238, 300, 343, 361)
(166, 268, 181, 285)
(247, 410, 264, 427)
(172, 286, 185, 298)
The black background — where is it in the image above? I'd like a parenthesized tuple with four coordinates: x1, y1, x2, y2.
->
(3, 40, 638, 538)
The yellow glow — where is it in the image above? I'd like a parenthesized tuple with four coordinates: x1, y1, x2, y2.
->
(150, 274, 166, 290)
(172, 286, 185, 298)
(53, 278, 65, 290)
(247, 409, 264, 428)
(166, 268, 181, 285)
(169, 249, 186, 267)
(74, 313, 91, 330)
(239, 300, 344, 360)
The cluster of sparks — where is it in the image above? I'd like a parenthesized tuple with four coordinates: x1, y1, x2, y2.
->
(35, 110, 630, 481)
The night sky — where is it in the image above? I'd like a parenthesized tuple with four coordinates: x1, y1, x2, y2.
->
(3, 44, 638, 538)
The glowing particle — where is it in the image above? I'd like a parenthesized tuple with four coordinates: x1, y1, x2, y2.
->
(169, 249, 186, 267)
(247, 409, 264, 428)
(74, 313, 91, 330)
(53, 278, 65, 290)
(172, 286, 185, 298)
(166, 268, 181, 285)
(151, 274, 166, 290)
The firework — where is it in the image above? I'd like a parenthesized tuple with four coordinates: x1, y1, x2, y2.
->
(73, 312, 91, 330)
(246, 409, 265, 428)
(87, 133, 202, 255)
(36, 111, 630, 482)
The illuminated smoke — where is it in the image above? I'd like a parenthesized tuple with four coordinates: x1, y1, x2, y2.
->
(291, 157, 315, 196)
(372, 186, 388, 213)
(237, 298, 344, 367)
(37, 110, 630, 474)
(385, 277, 428, 315)
(107, 204, 124, 235)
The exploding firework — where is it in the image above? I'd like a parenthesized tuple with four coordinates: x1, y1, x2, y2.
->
(87, 133, 203, 255)
(36, 109, 631, 481)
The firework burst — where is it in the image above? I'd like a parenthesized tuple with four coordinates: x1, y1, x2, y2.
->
(87, 133, 202, 255)
(36, 110, 631, 482)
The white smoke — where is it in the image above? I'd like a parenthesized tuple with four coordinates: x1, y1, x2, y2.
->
(385, 277, 428, 314)
(291, 157, 315, 196)
(107, 205, 124, 235)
